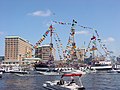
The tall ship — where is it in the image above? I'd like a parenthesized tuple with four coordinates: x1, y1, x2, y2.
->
(34, 19, 114, 72)
(34, 25, 56, 72)
(86, 33, 113, 71)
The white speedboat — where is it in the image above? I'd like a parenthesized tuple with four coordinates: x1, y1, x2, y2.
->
(116, 69, 120, 73)
(57, 68, 86, 75)
(9, 70, 29, 74)
(4, 66, 29, 74)
(37, 68, 63, 75)
(37, 70, 61, 75)
(72, 70, 86, 75)
(43, 73, 85, 90)
(0, 72, 3, 78)
(90, 60, 113, 70)
(107, 69, 120, 73)
(0, 67, 5, 72)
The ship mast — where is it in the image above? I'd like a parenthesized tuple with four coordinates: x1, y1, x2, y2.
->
(49, 25, 54, 61)
(71, 20, 77, 61)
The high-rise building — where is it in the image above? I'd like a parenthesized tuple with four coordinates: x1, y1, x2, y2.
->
(35, 44, 56, 61)
(5, 36, 33, 61)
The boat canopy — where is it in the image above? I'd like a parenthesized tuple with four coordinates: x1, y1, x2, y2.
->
(61, 73, 82, 78)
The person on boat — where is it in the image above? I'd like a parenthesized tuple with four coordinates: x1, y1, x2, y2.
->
(67, 76, 75, 86)
(57, 77, 64, 85)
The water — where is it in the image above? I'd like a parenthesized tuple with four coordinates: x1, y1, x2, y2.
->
(0, 72, 120, 90)
(82, 72, 120, 90)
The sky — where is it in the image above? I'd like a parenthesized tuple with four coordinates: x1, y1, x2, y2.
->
(0, 0, 120, 58)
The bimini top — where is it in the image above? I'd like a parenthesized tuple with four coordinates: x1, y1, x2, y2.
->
(61, 73, 82, 78)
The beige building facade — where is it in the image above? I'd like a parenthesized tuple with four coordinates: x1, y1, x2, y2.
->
(35, 44, 56, 61)
(5, 36, 33, 61)
(76, 48, 86, 61)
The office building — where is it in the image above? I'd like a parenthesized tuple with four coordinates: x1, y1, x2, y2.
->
(5, 36, 33, 61)
(35, 44, 56, 61)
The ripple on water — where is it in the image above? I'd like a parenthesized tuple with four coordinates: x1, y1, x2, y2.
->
(0, 73, 120, 90)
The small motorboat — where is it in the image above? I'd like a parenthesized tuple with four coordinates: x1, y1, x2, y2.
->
(116, 69, 120, 73)
(0, 67, 5, 73)
(71, 70, 86, 75)
(37, 69, 62, 76)
(0, 72, 3, 78)
(107, 69, 120, 73)
(43, 73, 85, 90)
(38, 71, 61, 75)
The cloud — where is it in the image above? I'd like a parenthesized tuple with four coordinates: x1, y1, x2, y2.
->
(28, 10, 52, 17)
(103, 37, 115, 43)
(75, 30, 89, 35)
(0, 32, 4, 35)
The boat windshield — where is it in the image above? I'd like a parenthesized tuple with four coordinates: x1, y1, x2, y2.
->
(61, 73, 82, 78)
